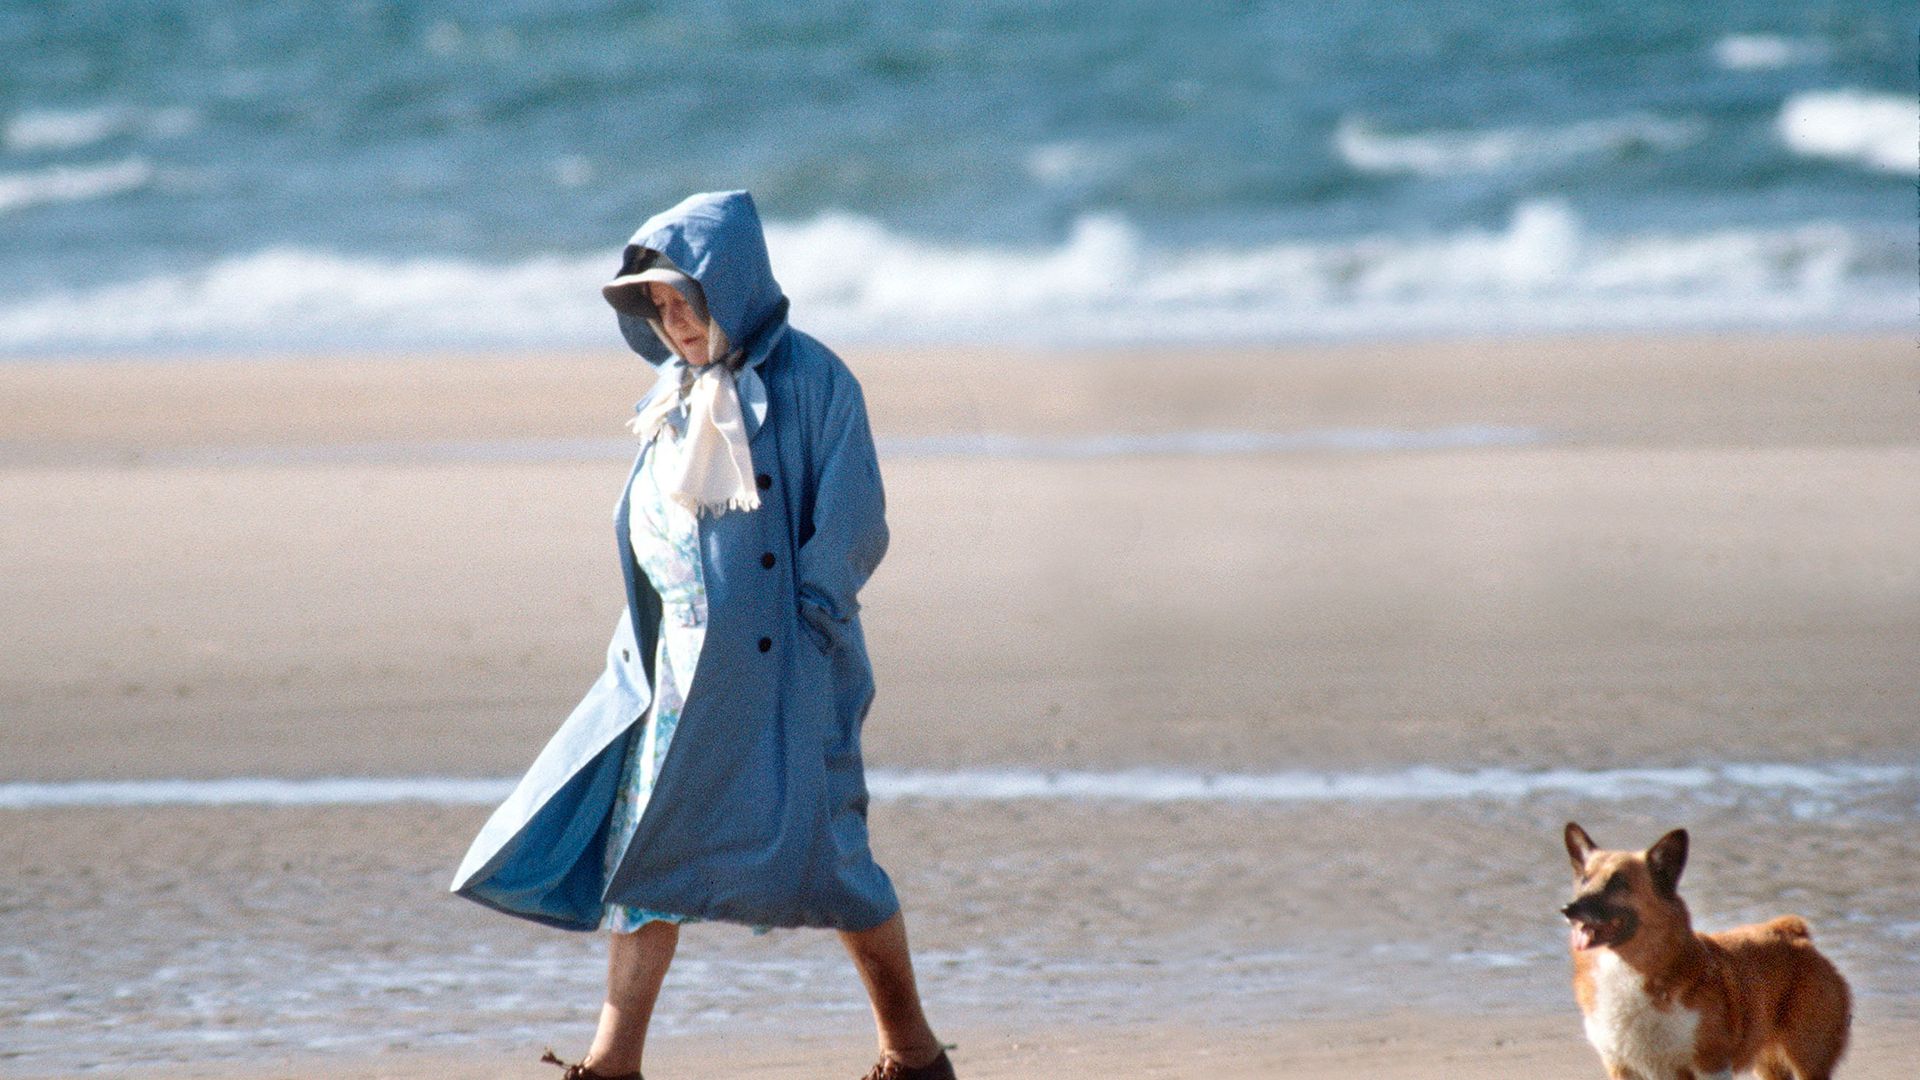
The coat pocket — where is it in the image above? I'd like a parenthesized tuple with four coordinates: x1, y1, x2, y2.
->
(796, 597, 837, 655)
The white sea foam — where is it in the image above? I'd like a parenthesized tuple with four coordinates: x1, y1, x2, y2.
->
(1711, 34, 1826, 71)
(770, 202, 1901, 342)
(3, 104, 196, 152)
(1024, 140, 1120, 185)
(1777, 89, 1917, 175)
(0, 157, 154, 213)
(0, 201, 1902, 353)
(868, 763, 1916, 804)
(0, 776, 515, 809)
(1, 762, 1911, 810)
(1333, 113, 1702, 176)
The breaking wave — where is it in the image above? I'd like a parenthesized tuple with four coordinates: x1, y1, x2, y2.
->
(771, 202, 1903, 343)
(0, 246, 611, 351)
(1777, 89, 1918, 175)
(0, 201, 1903, 354)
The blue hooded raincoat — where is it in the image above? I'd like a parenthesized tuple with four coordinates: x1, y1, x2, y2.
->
(451, 191, 899, 932)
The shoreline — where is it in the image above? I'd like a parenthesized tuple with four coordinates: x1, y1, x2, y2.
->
(1, 317, 1909, 360)
(5, 758, 1919, 808)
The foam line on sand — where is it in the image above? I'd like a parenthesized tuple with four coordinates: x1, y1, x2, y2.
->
(3, 762, 1911, 810)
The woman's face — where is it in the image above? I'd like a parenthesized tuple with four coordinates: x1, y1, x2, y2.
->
(648, 281, 710, 366)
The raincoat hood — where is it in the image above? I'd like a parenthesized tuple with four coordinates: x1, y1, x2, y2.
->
(612, 190, 790, 371)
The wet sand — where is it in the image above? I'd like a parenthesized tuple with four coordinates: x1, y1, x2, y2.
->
(2, 334, 1917, 1076)
(148, 1018, 1920, 1080)
(6, 799, 1919, 1076)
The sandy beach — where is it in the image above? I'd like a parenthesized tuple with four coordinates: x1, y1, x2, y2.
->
(2, 334, 1917, 1077)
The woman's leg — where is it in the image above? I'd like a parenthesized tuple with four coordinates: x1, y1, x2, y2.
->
(838, 910, 943, 1067)
(584, 920, 679, 1075)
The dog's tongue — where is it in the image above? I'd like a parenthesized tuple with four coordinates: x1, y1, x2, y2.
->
(1571, 924, 1597, 951)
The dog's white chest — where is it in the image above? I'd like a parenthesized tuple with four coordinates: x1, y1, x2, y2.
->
(1583, 951, 1701, 1077)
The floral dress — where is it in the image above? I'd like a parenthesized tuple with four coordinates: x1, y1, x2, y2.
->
(599, 414, 707, 933)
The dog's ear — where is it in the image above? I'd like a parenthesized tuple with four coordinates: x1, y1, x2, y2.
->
(1564, 822, 1597, 872)
(1646, 829, 1688, 898)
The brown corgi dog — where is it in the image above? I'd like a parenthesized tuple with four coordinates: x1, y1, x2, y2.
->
(1560, 823, 1851, 1080)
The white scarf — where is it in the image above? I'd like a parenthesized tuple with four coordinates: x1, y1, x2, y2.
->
(627, 362, 761, 516)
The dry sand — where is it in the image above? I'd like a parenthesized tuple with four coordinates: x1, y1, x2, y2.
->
(2, 334, 1916, 1077)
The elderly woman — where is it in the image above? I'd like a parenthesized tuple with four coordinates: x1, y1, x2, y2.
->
(452, 191, 953, 1080)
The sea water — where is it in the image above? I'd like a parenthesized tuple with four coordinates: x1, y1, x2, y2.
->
(0, 0, 1911, 355)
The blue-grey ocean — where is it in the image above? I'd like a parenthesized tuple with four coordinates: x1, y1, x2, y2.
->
(0, 1, 1912, 354)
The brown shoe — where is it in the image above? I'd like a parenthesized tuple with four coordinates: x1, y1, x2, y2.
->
(861, 1048, 956, 1080)
(540, 1048, 642, 1080)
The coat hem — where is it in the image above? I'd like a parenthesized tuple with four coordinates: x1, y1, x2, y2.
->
(450, 885, 602, 933)
(454, 880, 901, 935)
